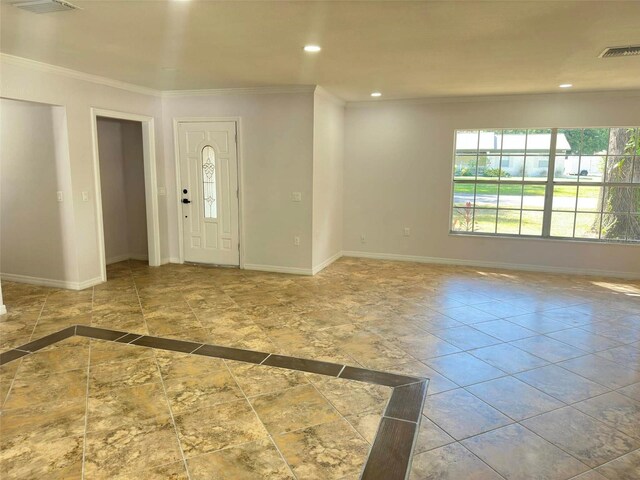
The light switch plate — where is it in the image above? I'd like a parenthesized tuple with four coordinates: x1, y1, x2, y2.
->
(291, 192, 302, 202)
(57, 191, 64, 202)
(82, 191, 89, 202)
(158, 187, 167, 196)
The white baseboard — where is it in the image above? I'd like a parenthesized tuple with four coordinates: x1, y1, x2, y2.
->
(341, 250, 640, 279)
(244, 252, 342, 277)
(161, 257, 182, 265)
(0, 305, 6, 315)
(243, 263, 313, 276)
(106, 253, 148, 265)
(106, 254, 130, 265)
(312, 251, 343, 275)
(0, 273, 104, 290)
(77, 276, 104, 290)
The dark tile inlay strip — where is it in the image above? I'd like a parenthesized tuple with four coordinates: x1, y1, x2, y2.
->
(114, 333, 143, 344)
(0, 349, 30, 366)
(384, 380, 428, 423)
(262, 353, 343, 376)
(75, 325, 129, 341)
(15, 326, 75, 353)
(340, 366, 422, 387)
(193, 344, 269, 364)
(130, 335, 203, 353)
(361, 417, 417, 480)
(0, 325, 428, 480)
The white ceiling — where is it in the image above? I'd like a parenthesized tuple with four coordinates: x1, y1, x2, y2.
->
(1, 0, 639, 101)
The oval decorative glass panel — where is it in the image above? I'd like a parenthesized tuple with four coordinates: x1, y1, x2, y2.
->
(202, 145, 217, 219)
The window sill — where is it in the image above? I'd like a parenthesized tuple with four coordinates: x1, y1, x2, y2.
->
(448, 231, 640, 246)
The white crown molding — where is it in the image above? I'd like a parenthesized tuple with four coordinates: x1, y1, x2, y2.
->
(1, 54, 321, 99)
(3, 54, 638, 105)
(162, 85, 317, 97)
(0, 53, 162, 97)
(346, 89, 640, 108)
(342, 251, 640, 279)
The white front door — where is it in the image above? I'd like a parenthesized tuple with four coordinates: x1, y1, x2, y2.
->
(178, 121, 239, 265)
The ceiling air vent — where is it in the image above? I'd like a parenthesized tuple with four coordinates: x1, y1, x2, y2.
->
(12, 0, 79, 14)
(599, 45, 640, 58)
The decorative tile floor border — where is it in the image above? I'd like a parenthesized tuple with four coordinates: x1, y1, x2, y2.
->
(1, 325, 429, 480)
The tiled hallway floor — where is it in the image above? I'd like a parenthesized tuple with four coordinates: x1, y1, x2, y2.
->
(1, 258, 640, 479)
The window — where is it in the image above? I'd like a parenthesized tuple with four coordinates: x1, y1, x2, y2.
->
(451, 127, 640, 243)
(202, 145, 217, 219)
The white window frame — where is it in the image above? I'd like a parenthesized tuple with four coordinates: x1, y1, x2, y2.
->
(450, 127, 640, 244)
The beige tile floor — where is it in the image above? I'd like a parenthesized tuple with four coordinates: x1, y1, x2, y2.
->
(1, 335, 387, 479)
(1, 258, 640, 479)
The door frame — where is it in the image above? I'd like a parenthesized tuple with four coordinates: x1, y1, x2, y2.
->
(172, 117, 245, 268)
(90, 108, 161, 283)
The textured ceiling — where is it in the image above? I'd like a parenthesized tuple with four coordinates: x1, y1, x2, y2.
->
(1, 0, 639, 100)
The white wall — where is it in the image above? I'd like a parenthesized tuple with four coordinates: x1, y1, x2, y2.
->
(344, 92, 640, 277)
(312, 87, 344, 271)
(2, 57, 319, 279)
(162, 91, 315, 271)
(97, 118, 129, 262)
(0, 98, 78, 285)
(0, 56, 166, 287)
(97, 117, 147, 264)
(3, 55, 637, 284)
(121, 120, 149, 259)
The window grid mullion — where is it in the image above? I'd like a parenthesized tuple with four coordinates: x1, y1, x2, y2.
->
(599, 149, 609, 240)
(541, 128, 558, 237)
(495, 131, 506, 233)
(472, 131, 481, 232)
(601, 151, 609, 241)
(518, 182, 525, 235)
(471, 183, 477, 233)
(572, 188, 578, 238)
(515, 131, 528, 235)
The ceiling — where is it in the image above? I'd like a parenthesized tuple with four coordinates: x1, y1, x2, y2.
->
(1, 0, 639, 101)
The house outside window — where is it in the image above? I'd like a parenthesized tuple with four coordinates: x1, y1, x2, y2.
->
(451, 128, 640, 242)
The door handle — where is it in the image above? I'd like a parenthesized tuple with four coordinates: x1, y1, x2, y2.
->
(182, 198, 191, 204)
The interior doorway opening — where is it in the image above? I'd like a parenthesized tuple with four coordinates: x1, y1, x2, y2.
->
(96, 117, 148, 267)
(91, 108, 160, 283)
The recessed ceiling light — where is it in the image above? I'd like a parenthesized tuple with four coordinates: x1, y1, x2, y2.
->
(559, 83, 573, 88)
(303, 45, 321, 53)
(370, 92, 382, 97)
